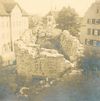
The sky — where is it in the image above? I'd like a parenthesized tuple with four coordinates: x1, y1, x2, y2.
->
(16, 0, 95, 16)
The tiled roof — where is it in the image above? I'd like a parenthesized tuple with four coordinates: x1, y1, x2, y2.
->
(0, 0, 28, 16)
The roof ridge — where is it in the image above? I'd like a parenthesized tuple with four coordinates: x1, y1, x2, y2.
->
(0, 1, 28, 16)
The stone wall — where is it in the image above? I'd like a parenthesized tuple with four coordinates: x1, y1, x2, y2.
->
(15, 40, 72, 79)
(60, 30, 84, 62)
(14, 28, 84, 79)
(33, 27, 84, 62)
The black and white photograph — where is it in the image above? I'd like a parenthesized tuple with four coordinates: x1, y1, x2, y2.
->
(1, 0, 100, 101)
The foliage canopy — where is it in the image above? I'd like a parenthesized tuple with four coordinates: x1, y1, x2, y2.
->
(55, 7, 81, 36)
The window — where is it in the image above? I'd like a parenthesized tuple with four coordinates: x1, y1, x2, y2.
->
(87, 28, 91, 35)
(85, 39, 90, 45)
(92, 29, 94, 35)
(98, 30, 100, 36)
(93, 40, 97, 46)
(87, 19, 100, 24)
(87, 28, 100, 36)
(95, 19, 100, 24)
(87, 19, 90, 24)
(95, 41, 100, 47)
(85, 39, 94, 46)
(89, 40, 94, 45)
(85, 39, 87, 45)
(85, 39, 100, 47)
(94, 29, 98, 35)
(92, 19, 95, 24)
(91, 29, 100, 36)
(87, 19, 92, 24)
(97, 9, 99, 13)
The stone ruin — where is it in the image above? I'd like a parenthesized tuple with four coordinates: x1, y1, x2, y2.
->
(14, 30, 73, 79)
(60, 30, 84, 62)
(14, 29, 84, 79)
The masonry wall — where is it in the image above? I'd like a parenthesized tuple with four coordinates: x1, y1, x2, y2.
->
(60, 30, 84, 62)
(15, 43, 67, 79)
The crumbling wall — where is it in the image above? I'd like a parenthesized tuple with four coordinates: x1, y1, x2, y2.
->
(15, 41, 71, 78)
(32, 27, 84, 62)
(60, 30, 84, 62)
(15, 28, 84, 79)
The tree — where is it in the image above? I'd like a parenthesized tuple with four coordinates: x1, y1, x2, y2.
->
(29, 15, 43, 29)
(56, 7, 81, 36)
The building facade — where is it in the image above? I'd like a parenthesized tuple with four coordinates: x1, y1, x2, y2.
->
(80, 0, 100, 47)
(0, 0, 28, 55)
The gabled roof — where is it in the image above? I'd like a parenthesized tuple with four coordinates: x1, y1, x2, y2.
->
(3, 2, 16, 14)
(0, 0, 28, 16)
(0, 3, 8, 16)
(85, 1, 100, 18)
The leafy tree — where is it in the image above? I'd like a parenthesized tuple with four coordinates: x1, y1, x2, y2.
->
(29, 16, 34, 29)
(56, 7, 81, 36)
(29, 15, 43, 29)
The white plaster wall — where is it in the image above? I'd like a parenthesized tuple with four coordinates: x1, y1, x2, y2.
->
(0, 16, 11, 54)
(22, 17, 28, 33)
(11, 5, 22, 41)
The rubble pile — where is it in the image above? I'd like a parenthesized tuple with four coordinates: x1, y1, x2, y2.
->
(15, 28, 84, 79)
(34, 26, 61, 48)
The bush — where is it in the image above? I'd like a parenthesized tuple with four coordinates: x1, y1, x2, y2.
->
(79, 47, 100, 72)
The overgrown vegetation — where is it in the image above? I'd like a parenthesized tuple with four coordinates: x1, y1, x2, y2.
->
(78, 47, 100, 72)
(30, 6, 81, 37)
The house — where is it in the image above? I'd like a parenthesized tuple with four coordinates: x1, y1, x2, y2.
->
(80, 0, 100, 48)
(0, 0, 29, 55)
